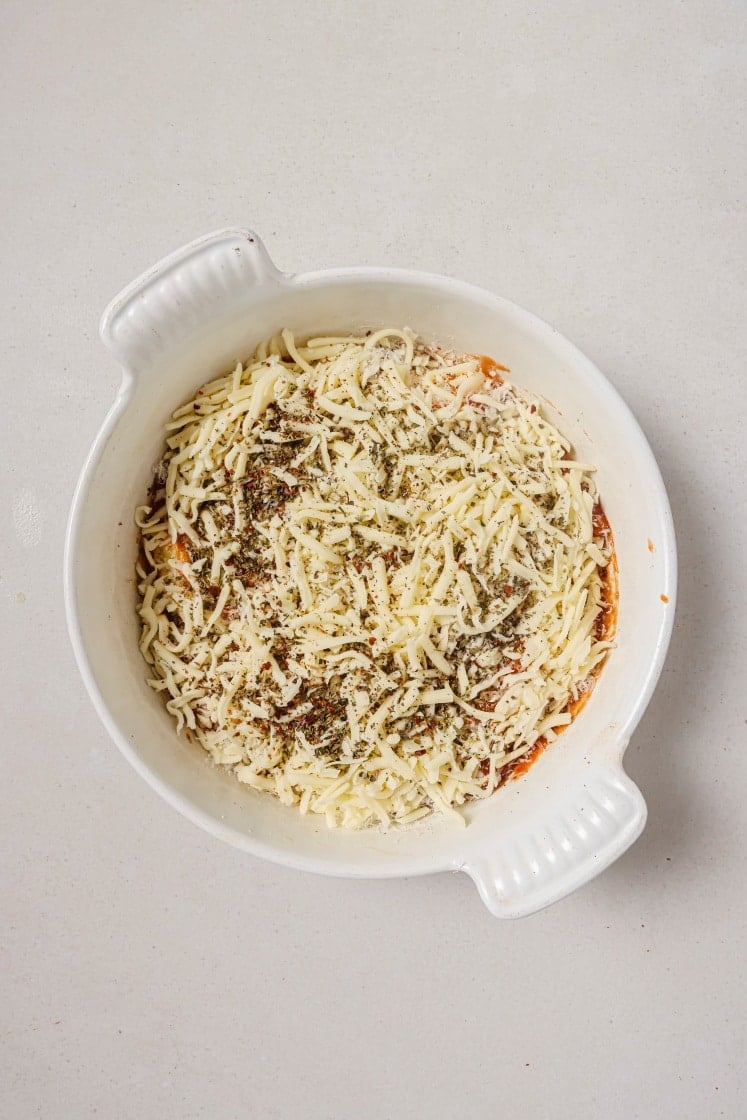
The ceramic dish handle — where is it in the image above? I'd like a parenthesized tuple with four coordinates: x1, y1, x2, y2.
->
(99, 228, 283, 372)
(463, 761, 647, 918)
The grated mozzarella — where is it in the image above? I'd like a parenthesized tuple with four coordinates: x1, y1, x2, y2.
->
(136, 330, 616, 829)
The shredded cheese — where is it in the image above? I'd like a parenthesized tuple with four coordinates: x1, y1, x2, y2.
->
(136, 330, 616, 829)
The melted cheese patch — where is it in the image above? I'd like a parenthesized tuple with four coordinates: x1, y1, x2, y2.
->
(136, 330, 615, 829)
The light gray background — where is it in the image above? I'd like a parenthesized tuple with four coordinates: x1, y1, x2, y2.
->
(2, 2, 745, 1118)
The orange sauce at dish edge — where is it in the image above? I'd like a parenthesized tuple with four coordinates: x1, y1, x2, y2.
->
(500, 503, 619, 784)
(477, 354, 509, 382)
(149, 534, 193, 585)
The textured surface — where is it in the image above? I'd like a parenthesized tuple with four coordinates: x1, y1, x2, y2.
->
(464, 768, 647, 917)
(1, 1, 746, 1117)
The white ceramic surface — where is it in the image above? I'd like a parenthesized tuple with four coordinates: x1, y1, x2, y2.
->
(64, 228, 676, 918)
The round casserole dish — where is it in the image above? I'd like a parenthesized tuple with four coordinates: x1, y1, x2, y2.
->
(64, 228, 676, 917)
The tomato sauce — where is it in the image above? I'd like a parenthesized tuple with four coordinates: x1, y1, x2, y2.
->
(477, 354, 509, 382)
(498, 501, 618, 787)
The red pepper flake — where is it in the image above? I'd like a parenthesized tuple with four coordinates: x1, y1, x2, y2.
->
(529, 404, 537, 413)
(208, 585, 221, 595)
(660, 593, 669, 603)
(368, 636, 376, 646)
(504, 584, 513, 595)
(260, 661, 271, 671)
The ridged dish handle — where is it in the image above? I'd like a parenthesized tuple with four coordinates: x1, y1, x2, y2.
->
(462, 762, 647, 918)
(99, 228, 284, 372)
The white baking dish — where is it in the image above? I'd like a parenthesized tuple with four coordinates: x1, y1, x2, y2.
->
(64, 228, 676, 917)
